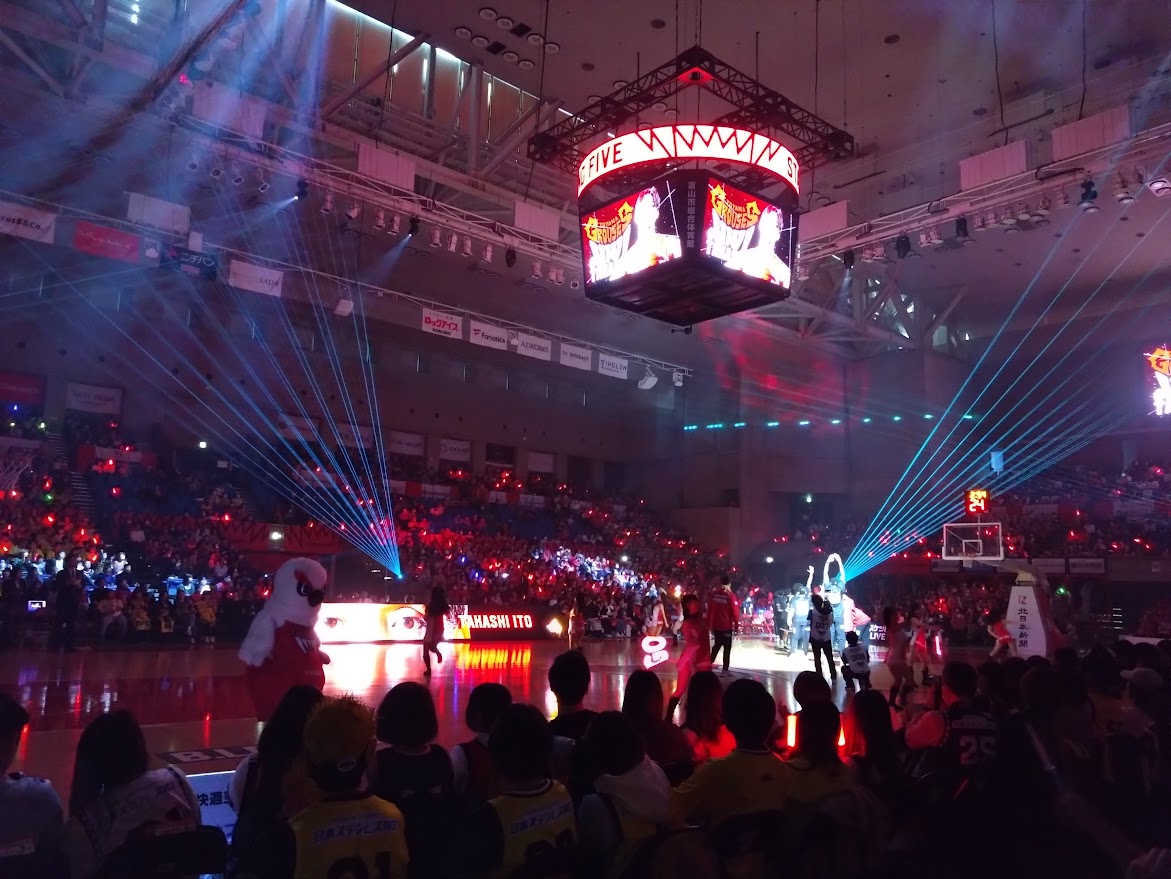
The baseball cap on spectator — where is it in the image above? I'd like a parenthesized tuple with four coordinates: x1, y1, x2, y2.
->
(1121, 667, 1164, 694)
(303, 696, 375, 792)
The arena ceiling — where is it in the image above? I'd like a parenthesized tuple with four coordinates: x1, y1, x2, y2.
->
(0, 0, 1169, 390)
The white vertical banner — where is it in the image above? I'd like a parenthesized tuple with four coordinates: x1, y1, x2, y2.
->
(559, 343, 593, 371)
(0, 200, 57, 244)
(228, 259, 283, 297)
(513, 331, 552, 361)
(527, 451, 555, 473)
(422, 308, 464, 339)
(469, 320, 509, 350)
(598, 353, 629, 379)
(438, 437, 471, 461)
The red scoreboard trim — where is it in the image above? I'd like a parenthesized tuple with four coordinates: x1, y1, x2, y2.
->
(577, 125, 800, 196)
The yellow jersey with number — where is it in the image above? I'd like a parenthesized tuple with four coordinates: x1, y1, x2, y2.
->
(289, 794, 409, 879)
(489, 781, 576, 877)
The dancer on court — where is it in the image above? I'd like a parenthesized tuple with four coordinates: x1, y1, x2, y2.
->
(567, 591, 587, 651)
(667, 594, 711, 720)
(423, 587, 448, 676)
(907, 604, 933, 687)
(645, 595, 666, 637)
(883, 606, 909, 709)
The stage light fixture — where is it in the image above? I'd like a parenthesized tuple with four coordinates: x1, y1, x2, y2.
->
(637, 367, 658, 391)
(447, 232, 459, 252)
(955, 217, 973, 244)
(430, 226, 442, 247)
(334, 298, 354, 317)
(407, 216, 419, 236)
(1114, 176, 1134, 205)
(390, 214, 402, 234)
(1079, 180, 1099, 212)
(895, 234, 911, 259)
(1000, 209, 1017, 228)
(345, 203, 361, 220)
(209, 160, 223, 180)
(918, 231, 931, 249)
(840, 249, 855, 271)
(531, 260, 543, 280)
(1016, 202, 1031, 222)
(295, 179, 308, 200)
(186, 153, 199, 172)
(1055, 190, 1072, 209)
(462, 236, 473, 257)
(972, 215, 987, 233)
(985, 210, 1000, 228)
(1033, 196, 1051, 217)
(547, 263, 558, 281)
(373, 208, 386, 230)
(198, 441, 207, 449)
(321, 192, 334, 213)
(230, 163, 245, 186)
(505, 247, 517, 267)
(455, 26, 472, 38)
(554, 268, 566, 285)
(256, 174, 270, 193)
(1147, 176, 1171, 198)
(471, 34, 490, 47)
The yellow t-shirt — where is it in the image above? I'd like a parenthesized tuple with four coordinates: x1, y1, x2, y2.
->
(289, 794, 409, 879)
(486, 781, 576, 878)
(673, 749, 790, 826)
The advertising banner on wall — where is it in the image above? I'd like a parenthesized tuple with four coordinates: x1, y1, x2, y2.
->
(514, 332, 552, 361)
(598, 353, 629, 379)
(160, 244, 218, 280)
(0, 372, 44, 406)
(73, 221, 141, 263)
(439, 437, 471, 461)
(527, 451, 555, 473)
(277, 413, 318, 442)
(1031, 558, 1067, 574)
(469, 320, 508, 351)
(65, 382, 122, 415)
(316, 603, 471, 644)
(0, 200, 57, 244)
(335, 422, 374, 449)
(1068, 558, 1106, 575)
(559, 343, 592, 371)
(228, 259, 283, 297)
(388, 431, 424, 456)
(422, 308, 463, 339)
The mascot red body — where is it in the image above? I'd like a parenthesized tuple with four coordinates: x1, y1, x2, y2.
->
(239, 557, 330, 721)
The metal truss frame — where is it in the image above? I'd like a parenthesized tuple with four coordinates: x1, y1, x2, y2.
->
(527, 45, 855, 185)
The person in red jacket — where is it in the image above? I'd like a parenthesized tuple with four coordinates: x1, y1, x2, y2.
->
(707, 575, 740, 674)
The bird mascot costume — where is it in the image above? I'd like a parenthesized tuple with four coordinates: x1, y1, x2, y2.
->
(239, 557, 331, 721)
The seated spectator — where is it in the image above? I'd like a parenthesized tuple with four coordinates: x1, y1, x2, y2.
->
(0, 692, 64, 875)
(372, 683, 454, 877)
(451, 683, 512, 800)
(282, 697, 409, 879)
(577, 711, 674, 876)
(673, 679, 787, 826)
(547, 650, 596, 740)
(779, 701, 858, 805)
(65, 710, 201, 879)
(843, 689, 907, 806)
(680, 671, 735, 764)
(461, 704, 576, 878)
(620, 671, 693, 775)
(904, 661, 1000, 788)
(228, 685, 324, 879)
(792, 670, 832, 709)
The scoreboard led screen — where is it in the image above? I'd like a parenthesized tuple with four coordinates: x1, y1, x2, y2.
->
(580, 179, 683, 286)
(702, 178, 796, 289)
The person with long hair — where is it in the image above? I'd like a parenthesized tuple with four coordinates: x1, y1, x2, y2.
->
(883, 606, 909, 710)
(227, 685, 324, 879)
(780, 702, 857, 803)
(65, 710, 201, 879)
(680, 670, 735, 764)
(645, 595, 666, 638)
(843, 688, 908, 807)
(423, 586, 449, 676)
(621, 670, 692, 773)
(568, 590, 587, 651)
(667, 594, 711, 721)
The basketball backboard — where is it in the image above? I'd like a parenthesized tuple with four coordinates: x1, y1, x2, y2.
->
(942, 521, 1004, 562)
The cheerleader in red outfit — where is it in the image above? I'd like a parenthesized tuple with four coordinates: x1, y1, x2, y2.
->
(987, 610, 1017, 659)
(667, 594, 712, 720)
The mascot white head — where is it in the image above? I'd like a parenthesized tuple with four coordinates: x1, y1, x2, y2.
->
(239, 557, 328, 668)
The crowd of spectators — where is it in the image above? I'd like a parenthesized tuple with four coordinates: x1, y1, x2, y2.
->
(6, 636, 1171, 879)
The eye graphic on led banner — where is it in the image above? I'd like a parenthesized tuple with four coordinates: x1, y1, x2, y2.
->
(580, 181, 682, 286)
(1146, 346, 1171, 416)
(703, 180, 795, 289)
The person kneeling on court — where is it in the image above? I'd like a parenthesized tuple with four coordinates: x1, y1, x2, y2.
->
(281, 696, 409, 879)
(841, 631, 872, 691)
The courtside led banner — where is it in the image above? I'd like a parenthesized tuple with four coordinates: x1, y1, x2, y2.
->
(577, 125, 800, 196)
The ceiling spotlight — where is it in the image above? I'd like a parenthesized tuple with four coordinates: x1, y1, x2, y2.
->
(895, 234, 911, 259)
(295, 178, 309, 200)
(518, 59, 535, 70)
(972, 215, 986, 233)
(1114, 176, 1134, 205)
(186, 153, 199, 172)
(407, 216, 420, 236)
(496, 16, 514, 28)
(985, 210, 1000, 228)
(462, 236, 473, 257)
(1013, 202, 1029, 222)
(672, 371, 684, 387)
(482, 243, 494, 262)
(321, 192, 334, 213)
(613, 79, 629, 89)
(479, 7, 497, 20)
(505, 247, 517, 267)
(390, 214, 402, 234)
(1032, 212, 1051, 228)
(345, 202, 361, 220)
(430, 226, 442, 247)
(544, 42, 560, 54)
(373, 208, 386, 230)
(230, 163, 245, 186)
(840, 249, 855, 271)
(527, 33, 544, 46)
(664, 107, 678, 118)
(1033, 196, 1052, 217)
(502, 50, 519, 63)
(637, 367, 659, 391)
(999, 209, 1017, 227)
(1079, 180, 1099, 212)
(209, 160, 223, 180)
(455, 26, 473, 39)
(471, 34, 490, 47)
(1003, 221, 1020, 235)
(256, 174, 270, 193)
(447, 232, 459, 252)
(531, 259, 542, 279)
(1147, 175, 1171, 198)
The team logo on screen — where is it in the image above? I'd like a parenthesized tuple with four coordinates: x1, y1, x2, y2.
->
(710, 184, 762, 231)
(1146, 346, 1171, 416)
(703, 180, 791, 288)
(583, 201, 634, 246)
(581, 186, 682, 285)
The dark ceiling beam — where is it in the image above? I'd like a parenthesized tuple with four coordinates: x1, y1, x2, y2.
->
(478, 99, 561, 181)
(319, 33, 427, 120)
(0, 28, 64, 96)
